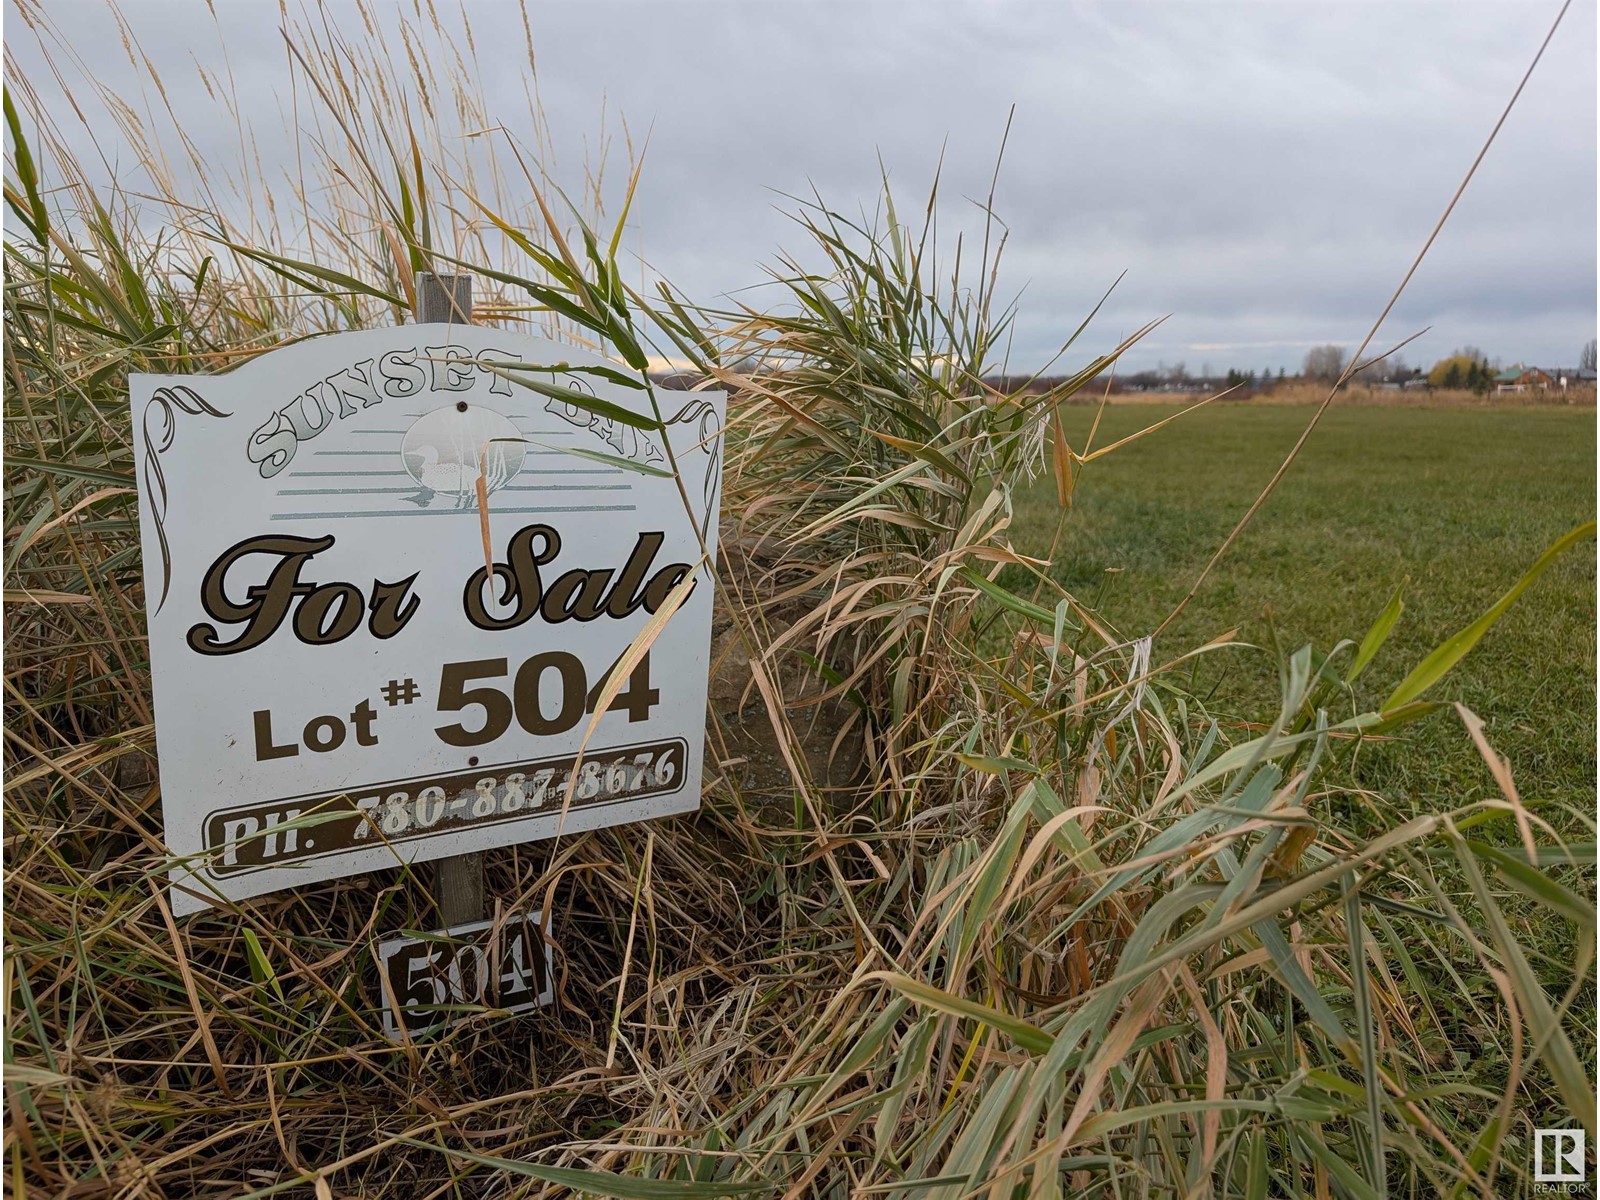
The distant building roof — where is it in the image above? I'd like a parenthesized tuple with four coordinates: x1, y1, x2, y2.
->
(1494, 366, 1553, 383)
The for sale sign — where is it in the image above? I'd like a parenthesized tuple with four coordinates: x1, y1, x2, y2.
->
(131, 326, 723, 914)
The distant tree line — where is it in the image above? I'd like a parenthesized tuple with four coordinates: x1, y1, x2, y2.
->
(948, 338, 1598, 398)
(1427, 349, 1493, 392)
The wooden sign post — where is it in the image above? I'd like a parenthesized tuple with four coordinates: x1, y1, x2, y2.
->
(416, 272, 484, 927)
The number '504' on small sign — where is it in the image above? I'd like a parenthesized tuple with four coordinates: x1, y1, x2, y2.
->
(129, 326, 723, 913)
(378, 910, 553, 1039)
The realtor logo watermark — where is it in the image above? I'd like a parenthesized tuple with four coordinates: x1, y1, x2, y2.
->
(1536, 1128, 1589, 1193)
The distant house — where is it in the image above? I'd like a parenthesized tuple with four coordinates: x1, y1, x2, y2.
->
(1553, 368, 1597, 389)
(1494, 366, 1553, 393)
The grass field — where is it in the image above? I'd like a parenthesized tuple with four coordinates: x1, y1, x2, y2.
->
(1013, 400, 1596, 824)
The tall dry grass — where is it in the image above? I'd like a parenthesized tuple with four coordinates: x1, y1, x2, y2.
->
(4, 4, 1594, 1198)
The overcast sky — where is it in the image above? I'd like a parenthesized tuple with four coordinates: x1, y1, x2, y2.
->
(8, 0, 1596, 374)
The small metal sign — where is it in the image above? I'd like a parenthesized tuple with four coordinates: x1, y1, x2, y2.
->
(377, 909, 554, 1039)
(130, 326, 723, 914)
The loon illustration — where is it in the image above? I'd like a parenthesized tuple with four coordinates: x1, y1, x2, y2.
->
(402, 444, 511, 509)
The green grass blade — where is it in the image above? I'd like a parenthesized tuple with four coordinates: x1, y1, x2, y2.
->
(869, 974, 1054, 1056)
(1385, 520, 1595, 710)
(1347, 581, 1405, 683)
(394, 1137, 773, 1196)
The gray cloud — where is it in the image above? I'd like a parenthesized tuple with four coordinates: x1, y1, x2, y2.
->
(8, 0, 1594, 372)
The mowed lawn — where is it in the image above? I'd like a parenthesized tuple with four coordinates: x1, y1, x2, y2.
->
(1009, 402, 1596, 817)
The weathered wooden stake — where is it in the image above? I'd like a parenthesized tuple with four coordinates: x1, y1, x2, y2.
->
(416, 271, 485, 927)
(416, 270, 472, 326)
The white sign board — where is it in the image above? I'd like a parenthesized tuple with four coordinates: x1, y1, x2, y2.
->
(131, 326, 723, 914)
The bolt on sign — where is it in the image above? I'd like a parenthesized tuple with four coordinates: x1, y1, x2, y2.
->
(131, 326, 724, 915)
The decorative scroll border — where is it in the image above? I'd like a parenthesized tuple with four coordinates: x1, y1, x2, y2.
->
(141, 385, 230, 613)
(665, 397, 723, 547)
